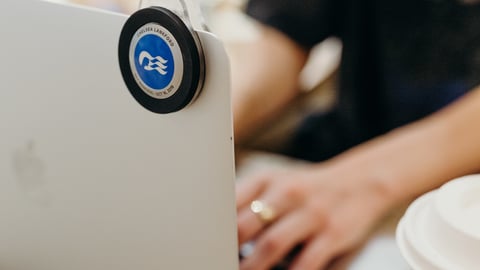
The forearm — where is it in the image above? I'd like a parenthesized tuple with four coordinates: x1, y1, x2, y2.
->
(328, 88, 480, 205)
(230, 26, 308, 144)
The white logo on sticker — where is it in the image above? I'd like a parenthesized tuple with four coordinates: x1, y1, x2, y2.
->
(129, 23, 184, 99)
(139, 51, 169, 75)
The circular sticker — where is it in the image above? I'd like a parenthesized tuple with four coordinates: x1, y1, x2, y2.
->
(129, 23, 184, 99)
(118, 7, 204, 114)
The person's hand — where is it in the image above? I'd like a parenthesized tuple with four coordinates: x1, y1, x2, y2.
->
(236, 163, 396, 270)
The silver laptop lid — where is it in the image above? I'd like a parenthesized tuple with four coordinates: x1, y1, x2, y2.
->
(0, 1, 238, 269)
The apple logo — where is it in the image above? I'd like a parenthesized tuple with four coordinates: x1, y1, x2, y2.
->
(12, 141, 51, 206)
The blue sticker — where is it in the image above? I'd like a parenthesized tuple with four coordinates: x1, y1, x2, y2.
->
(134, 34, 175, 91)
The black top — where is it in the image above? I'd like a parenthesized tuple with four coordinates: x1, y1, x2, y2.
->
(247, 0, 480, 161)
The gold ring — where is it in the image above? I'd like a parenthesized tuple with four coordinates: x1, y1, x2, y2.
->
(250, 200, 276, 224)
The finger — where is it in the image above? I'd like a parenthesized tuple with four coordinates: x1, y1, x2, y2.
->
(237, 201, 274, 245)
(289, 233, 341, 270)
(236, 175, 269, 211)
(237, 184, 300, 245)
(240, 210, 321, 270)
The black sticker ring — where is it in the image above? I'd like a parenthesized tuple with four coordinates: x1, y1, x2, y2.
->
(118, 7, 204, 114)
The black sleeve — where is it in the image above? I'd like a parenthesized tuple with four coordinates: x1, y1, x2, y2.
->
(246, 0, 341, 48)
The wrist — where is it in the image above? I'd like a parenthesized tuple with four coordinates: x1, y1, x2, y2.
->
(325, 152, 407, 210)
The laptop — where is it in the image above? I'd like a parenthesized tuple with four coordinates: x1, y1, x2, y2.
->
(0, 0, 238, 269)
